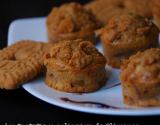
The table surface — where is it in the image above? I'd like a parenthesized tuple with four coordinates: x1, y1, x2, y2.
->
(0, 0, 160, 124)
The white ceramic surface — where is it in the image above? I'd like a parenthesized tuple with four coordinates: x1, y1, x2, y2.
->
(8, 17, 160, 116)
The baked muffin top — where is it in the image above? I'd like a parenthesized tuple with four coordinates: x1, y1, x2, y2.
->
(98, 13, 159, 48)
(44, 39, 106, 70)
(120, 48, 160, 85)
(46, 2, 99, 34)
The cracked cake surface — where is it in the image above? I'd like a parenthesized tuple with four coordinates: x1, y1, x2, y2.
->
(44, 39, 106, 92)
(46, 2, 100, 44)
(120, 48, 160, 106)
(96, 13, 159, 68)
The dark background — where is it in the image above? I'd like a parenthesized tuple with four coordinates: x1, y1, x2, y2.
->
(0, 0, 160, 124)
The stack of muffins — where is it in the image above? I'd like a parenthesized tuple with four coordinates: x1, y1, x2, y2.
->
(44, 1, 160, 107)
(45, 2, 106, 93)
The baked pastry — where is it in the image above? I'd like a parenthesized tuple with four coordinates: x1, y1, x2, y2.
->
(0, 40, 55, 89)
(84, 0, 154, 26)
(46, 2, 99, 44)
(96, 13, 159, 68)
(120, 48, 160, 106)
(44, 39, 106, 92)
(152, 0, 160, 30)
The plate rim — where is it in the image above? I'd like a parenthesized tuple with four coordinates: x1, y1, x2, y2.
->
(8, 17, 160, 116)
(22, 78, 160, 116)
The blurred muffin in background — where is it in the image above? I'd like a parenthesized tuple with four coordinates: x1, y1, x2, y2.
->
(152, 0, 160, 30)
(46, 2, 100, 44)
(84, 0, 128, 26)
(84, 0, 154, 27)
(124, 0, 154, 18)
(96, 13, 159, 68)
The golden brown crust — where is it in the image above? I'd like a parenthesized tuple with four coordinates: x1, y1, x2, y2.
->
(97, 13, 159, 68)
(46, 2, 100, 44)
(44, 39, 107, 92)
(152, 0, 160, 30)
(0, 40, 55, 89)
(0, 59, 43, 89)
(120, 48, 160, 106)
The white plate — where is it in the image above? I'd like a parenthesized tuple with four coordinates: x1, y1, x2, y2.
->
(8, 17, 160, 116)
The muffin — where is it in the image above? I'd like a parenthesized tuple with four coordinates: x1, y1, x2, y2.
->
(120, 48, 160, 106)
(124, 0, 154, 18)
(44, 39, 106, 92)
(84, 0, 128, 26)
(152, 0, 160, 30)
(96, 13, 159, 68)
(46, 2, 100, 44)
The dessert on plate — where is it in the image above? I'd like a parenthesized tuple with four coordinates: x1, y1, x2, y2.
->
(44, 39, 107, 92)
(46, 2, 100, 44)
(96, 13, 159, 68)
(120, 48, 160, 106)
(0, 40, 55, 89)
